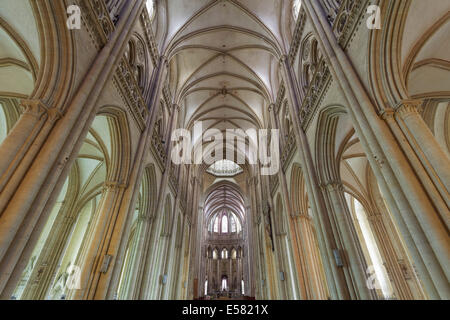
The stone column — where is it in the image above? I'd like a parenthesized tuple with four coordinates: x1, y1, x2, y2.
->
(71, 181, 127, 300)
(229, 254, 232, 292)
(247, 174, 266, 298)
(114, 219, 139, 299)
(193, 202, 204, 298)
(171, 214, 186, 299)
(158, 105, 181, 300)
(0, 100, 58, 202)
(216, 257, 220, 293)
(289, 213, 311, 299)
(120, 214, 154, 299)
(0, 101, 62, 244)
(279, 55, 351, 300)
(237, 254, 241, 295)
(208, 256, 212, 295)
(20, 195, 79, 300)
(394, 100, 449, 215)
(0, 0, 144, 299)
(82, 57, 170, 302)
(366, 213, 415, 300)
(269, 104, 304, 300)
(108, 54, 169, 300)
(321, 181, 372, 300)
(370, 177, 426, 299)
(138, 106, 182, 298)
(186, 176, 201, 298)
(304, 0, 450, 299)
(292, 211, 329, 300)
(250, 170, 264, 298)
(246, 175, 260, 298)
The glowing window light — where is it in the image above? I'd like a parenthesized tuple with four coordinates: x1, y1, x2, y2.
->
(221, 277, 228, 291)
(206, 160, 243, 177)
(146, 0, 155, 20)
(293, 0, 302, 20)
(221, 215, 228, 233)
(221, 248, 228, 259)
(230, 215, 236, 233)
(213, 216, 219, 233)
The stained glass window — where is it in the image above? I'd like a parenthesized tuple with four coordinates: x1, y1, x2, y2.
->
(221, 215, 228, 233)
(213, 216, 219, 233)
(221, 248, 228, 259)
(230, 215, 236, 233)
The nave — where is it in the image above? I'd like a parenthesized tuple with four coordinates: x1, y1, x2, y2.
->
(0, 0, 448, 300)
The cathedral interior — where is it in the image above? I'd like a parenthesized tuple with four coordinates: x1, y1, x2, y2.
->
(0, 0, 449, 300)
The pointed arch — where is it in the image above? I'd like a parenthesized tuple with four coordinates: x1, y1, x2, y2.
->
(97, 106, 132, 183)
(290, 163, 309, 216)
(314, 105, 347, 183)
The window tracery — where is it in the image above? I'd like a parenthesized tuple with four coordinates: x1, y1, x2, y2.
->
(221, 248, 228, 259)
(206, 160, 243, 177)
(209, 211, 241, 235)
(213, 216, 219, 233)
(230, 215, 236, 233)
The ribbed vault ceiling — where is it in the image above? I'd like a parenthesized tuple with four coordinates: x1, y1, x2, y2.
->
(204, 184, 246, 223)
(162, 0, 291, 152)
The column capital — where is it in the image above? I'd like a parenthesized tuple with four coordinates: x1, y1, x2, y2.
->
(395, 99, 423, 117)
(320, 180, 344, 192)
(20, 99, 64, 122)
(20, 99, 47, 117)
(47, 108, 63, 123)
(268, 103, 276, 112)
(103, 181, 128, 191)
(380, 108, 395, 121)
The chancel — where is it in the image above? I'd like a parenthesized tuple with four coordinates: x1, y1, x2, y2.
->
(0, 0, 448, 301)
